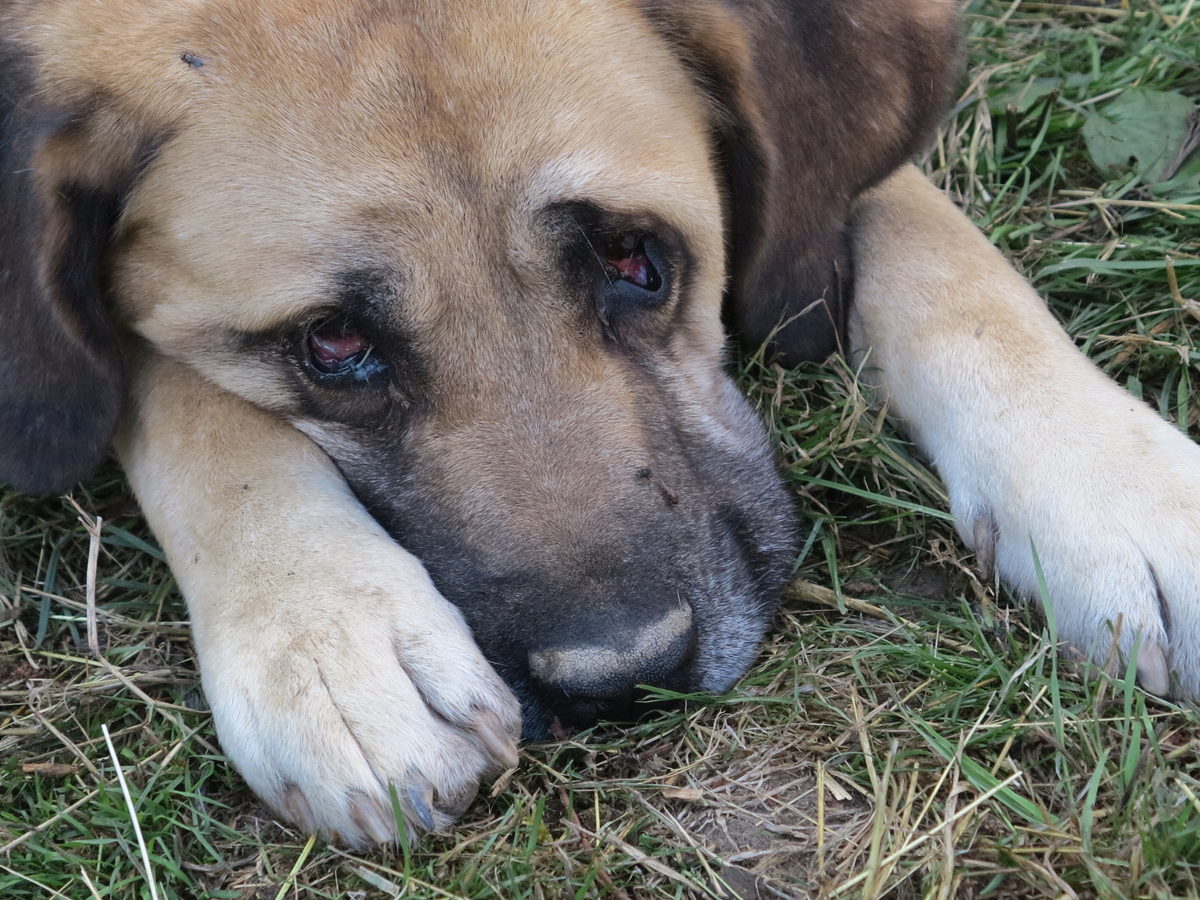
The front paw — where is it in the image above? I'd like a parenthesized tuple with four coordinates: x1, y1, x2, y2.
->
(950, 403, 1200, 701)
(194, 564, 521, 848)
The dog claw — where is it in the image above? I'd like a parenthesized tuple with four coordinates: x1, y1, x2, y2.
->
(407, 779, 437, 832)
(280, 784, 316, 834)
(972, 510, 997, 581)
(473, 709, 519, 769)
(1135, 641, 1171, 697)
(349, 795, 394, 846)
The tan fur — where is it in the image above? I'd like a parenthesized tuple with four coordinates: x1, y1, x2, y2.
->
(10, 0, 740, 846)
(117, 347, 521, 841)
(849, 166, 1200, 696)
(5, 0, 1197, 851)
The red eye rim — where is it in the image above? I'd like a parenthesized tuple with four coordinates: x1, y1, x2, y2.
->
(604, 235, 662, 292)
(306, 321, 372, 374)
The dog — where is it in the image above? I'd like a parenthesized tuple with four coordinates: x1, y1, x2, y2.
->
(3, 0, 1199, 849)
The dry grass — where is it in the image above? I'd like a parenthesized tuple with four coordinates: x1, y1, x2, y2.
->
(3, 1, 1200, 897)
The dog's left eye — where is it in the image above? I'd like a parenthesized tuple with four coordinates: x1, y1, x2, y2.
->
(304, 319, 384, 380)
(604, 235, 661, 292)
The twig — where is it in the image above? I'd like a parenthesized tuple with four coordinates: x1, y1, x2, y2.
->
(785, 578, 890, 620)
(79, 867, 103, 900)
(1052, 196, 1200, 214)
(1173, 0, 1197, 30)
(64, 496, 104, 655)
(85, 516, 102, 655)
(1016, 3, 1129, 17)
(816, 760, 826, 873)
(1166, 257, 1200, 324)
(997, 0, 1024, 26)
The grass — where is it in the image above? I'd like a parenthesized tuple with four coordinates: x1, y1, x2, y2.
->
(3, 1, 1200, 897)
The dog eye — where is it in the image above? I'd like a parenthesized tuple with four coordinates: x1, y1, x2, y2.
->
(604, 234, 661, 292)
(305, 319, 376, 377)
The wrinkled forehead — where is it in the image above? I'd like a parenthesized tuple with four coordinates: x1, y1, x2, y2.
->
(177, 0, 718, 242)
(110, 0, 726, 333)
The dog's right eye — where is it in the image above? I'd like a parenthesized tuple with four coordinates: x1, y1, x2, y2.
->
(594, 232, 671, 324)
(303, 318, 386, 381)
(603, 234, 662, 292)
(547, 202, 681, 331)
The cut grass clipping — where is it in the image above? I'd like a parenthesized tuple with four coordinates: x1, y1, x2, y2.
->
(3, 1, 1200, 897)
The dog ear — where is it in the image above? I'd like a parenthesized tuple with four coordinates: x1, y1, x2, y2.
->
(0, 37, 149, 493)
(642, 0, 961, 364)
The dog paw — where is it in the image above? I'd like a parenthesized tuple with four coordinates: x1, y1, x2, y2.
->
(944, 385, 1200, 701)
(192, 555, 521, 848)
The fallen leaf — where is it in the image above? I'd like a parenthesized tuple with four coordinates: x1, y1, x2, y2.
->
(1083, 89, 1200, 189)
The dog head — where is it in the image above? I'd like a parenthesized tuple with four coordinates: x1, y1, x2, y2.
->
(0, 0, 958, 735)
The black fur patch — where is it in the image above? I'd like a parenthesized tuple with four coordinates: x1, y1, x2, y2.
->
(644, 0, 962, 366)
(0, 38, 124, 494)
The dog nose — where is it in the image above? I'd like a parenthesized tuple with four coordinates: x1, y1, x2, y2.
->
(527, 604, 694, 701)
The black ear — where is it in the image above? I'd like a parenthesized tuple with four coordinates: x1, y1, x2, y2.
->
(643, 0, 961, 365)
(0, 39, 128, 494)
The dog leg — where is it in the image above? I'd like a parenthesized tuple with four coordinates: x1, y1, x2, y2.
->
(848, 164, 1200, 699)
(115, 347, 521, 847)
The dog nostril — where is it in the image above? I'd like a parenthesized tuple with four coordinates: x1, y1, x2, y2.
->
(528, 604, 694, 699)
